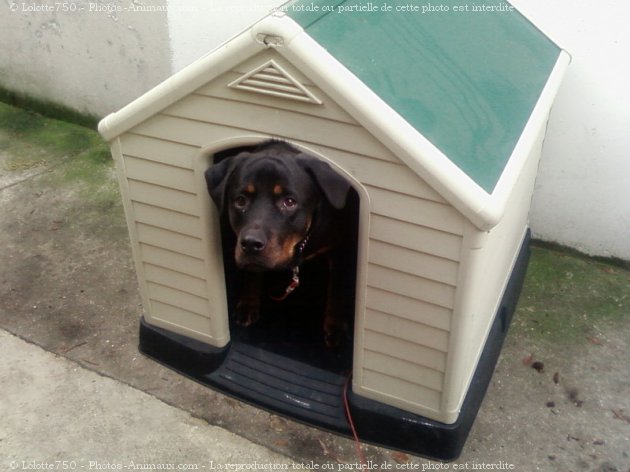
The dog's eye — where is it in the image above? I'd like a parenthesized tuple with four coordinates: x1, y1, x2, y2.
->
(281, 197, 298, 210)
(233, 195, 248, 210)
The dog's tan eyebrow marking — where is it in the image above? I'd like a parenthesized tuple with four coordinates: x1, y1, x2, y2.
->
(245, 183, 256, 194)
(273, 184, 283, 195)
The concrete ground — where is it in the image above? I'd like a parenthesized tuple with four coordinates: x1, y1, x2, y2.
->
(0, 103, 629, 471)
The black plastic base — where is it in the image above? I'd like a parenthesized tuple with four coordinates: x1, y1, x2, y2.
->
(139, 232, 531, 461)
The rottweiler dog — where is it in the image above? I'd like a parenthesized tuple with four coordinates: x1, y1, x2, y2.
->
(205, 140, 355, 347)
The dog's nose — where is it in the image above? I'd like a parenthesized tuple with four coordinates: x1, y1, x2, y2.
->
(240, 235, 266, 254)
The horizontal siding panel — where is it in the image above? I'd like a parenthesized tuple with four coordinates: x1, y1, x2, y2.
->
(362, 370, 441, 412)
(128, 115, 221, 145)
(124, 156, 196, 192)
(133, 202, 202, 238)
(363, 330, 447, 372)
(319, 147, 444, 202)
(132, 115, 396, 166)
(367, 186, 464, 236)
(127, 179, 198, 216)
(370, 214, 462, 262)
(369, 240, 458, 286)
(161, 96, 393, 161)
(143, 263, 207, 298)
(146, 282, 210, 317)
(363, 350, 444, 392)
(149, 300, 211, 334)
(120, 134, 198, 169)
(364, 309, 449, 353)
(136, 223, 203, 259)
(132, 116, 268, 150)
(139, 244, 206, 279)
(365, 287, 451, 332)
(367, 264, 456, 310)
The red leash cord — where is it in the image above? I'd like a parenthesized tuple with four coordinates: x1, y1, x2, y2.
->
(343, 373, 368, 471)
(269, 266, 300, 302)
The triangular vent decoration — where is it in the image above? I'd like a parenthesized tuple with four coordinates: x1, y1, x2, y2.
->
(228, 60, 322, 105)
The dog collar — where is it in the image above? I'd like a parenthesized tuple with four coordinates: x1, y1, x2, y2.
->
(295, 230, 311, 261)
(269, 224, 312, 302)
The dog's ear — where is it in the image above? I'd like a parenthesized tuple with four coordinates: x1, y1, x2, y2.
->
(296, 155, 351, 210)
(205, 155, 241, 212)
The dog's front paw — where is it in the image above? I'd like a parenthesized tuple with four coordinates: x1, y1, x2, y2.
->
(235, 300, 260, 327)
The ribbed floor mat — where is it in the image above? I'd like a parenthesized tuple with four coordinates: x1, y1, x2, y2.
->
(213, 342, 350, 431)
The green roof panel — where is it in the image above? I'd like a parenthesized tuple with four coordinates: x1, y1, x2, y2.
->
(285, 0, 561, 192)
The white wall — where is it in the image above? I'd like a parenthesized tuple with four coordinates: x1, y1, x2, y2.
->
(1, 0, 172, 117)
(166, 0, 284, 72)
(510, 0, 630, 260)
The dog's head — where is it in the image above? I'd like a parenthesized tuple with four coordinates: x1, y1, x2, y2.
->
(205, 141, 350, 271)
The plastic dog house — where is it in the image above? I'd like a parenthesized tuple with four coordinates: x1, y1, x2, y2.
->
(99, 0, 568, 460)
